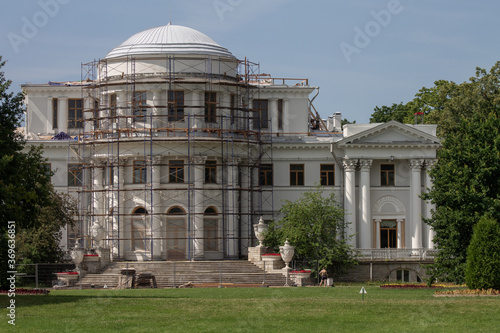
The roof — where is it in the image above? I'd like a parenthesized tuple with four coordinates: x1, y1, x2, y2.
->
(337, 120, 441, 148)
(105, 24, 235, 59)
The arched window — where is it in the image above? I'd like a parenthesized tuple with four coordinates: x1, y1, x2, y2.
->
(204, 207, 219, 252)
(166, 206, 186, 260)
(132, 207, 149, 251)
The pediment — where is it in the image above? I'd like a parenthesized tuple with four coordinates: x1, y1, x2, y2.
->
(337, 121, 440, 147)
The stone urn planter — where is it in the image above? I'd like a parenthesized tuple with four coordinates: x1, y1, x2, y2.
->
(55, 272, 79, 286)
(253, 217, 268, 247)
(290, 270, 312, 287)
(279, 239, 295, 286)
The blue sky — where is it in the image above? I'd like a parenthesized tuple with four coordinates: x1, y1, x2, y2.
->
(1, 0, 499, 123)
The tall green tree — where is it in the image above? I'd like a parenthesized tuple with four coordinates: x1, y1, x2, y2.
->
(264, 187, 357, 276)
(0, 57, 76, 289)
(422, 62, 500, 283)
(368, 61, 500, 283)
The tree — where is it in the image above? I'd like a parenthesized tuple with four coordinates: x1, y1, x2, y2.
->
(264, 187, 357, 276)
(465, 215, 500, 290)
(422, 62, 500, 284)
(0, 57, 76, 289)
(369, 102, 409, 123)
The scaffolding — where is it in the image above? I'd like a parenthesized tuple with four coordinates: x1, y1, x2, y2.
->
(67, 54, 278, 261)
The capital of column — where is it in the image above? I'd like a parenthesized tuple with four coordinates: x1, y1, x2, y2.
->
(409, 159, 424, 170)
(194, 156, 207, 165)
(343, 159, 358, 172)
(359, 159, 373, 171)
(375, 219, 381, 224)
(152, 155, 162, 165)
(225, 157, 241, 166)
(425, 159, 438, 170)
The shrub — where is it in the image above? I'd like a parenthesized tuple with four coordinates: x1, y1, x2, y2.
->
(465, 215, 500, 290)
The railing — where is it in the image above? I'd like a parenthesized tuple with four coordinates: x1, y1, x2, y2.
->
(356, 248, 438, 261)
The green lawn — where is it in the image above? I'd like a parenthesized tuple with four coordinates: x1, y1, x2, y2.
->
(1, 286, 499, 332)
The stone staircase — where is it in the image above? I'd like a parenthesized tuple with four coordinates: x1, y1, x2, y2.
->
(79, 261, 296, 288)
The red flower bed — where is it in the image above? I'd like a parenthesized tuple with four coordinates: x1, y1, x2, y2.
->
(1, 288, 49, 295)
(262, 253, 281, 256)
(56, 272, 78, 275)
(84, 254, 99, 257)
(290, 270, 311, 274)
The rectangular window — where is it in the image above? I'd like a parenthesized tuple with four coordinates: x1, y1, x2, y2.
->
(109, 93, 117, 121)
(169, 160, 184, 183)
(381, 164, 395, 186)
(68, 98, 83, 129)
(133, 91, 147, 122)
(397, 269, 410, 282)
(320, 164, 335, 186)
(259, 164, 273, 186)
(253, 99, 268, 129)
(52, 98, 58, 129)
(278, 99, 283, 130)
(132, 218, 149, 252)
(205, 160, 217, 184)
(68, 164, 83, 186)
(205, 91, 217, 123)
(43, 163, 52, 177)
(133, 160, 147, 184)
(204, 218, 218, 251)
(168, 90, 185, 122)
(106, 166, 114, 186)
(290, 164, 304, 186)
(380, 220, 397, 248)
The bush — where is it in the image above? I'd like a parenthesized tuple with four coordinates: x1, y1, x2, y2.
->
(465, 215, 500, 290)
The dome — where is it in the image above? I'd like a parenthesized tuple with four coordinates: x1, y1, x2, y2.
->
(105, 24, 235, 59)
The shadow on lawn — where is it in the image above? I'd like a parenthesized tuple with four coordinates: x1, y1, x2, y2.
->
(0, 293, 183, 308)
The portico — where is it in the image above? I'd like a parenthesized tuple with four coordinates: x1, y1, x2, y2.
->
(337, 121, 441, 251)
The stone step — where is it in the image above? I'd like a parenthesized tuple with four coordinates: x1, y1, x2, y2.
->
(79, 261, 296, 288)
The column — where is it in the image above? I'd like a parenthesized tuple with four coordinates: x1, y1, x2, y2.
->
(190, 91, 203, 130)
(424, 159, 437, 248)
(282, 98, 289, 134)
(240, 159, 250, 251)
(269, 98, 278, 134)
(193, 156, 206, 260)
(151, 90, 162, 129)
(110, 158, 119, 258)
(59, 97, 68, 134)
(410, 159, 424, 250)
(359, 159, 372, 248)
(226, 158, 239, 258)
(93, 162, 104, 230)
(116, 91, 127, 131)
(343, 159, 357, 247)
(46, 97, 52, 134)
(397, 218, 403, 249)
(118, 158, 127, 257)
(151, 156, 162, 259)
(375, 219, 381, 249)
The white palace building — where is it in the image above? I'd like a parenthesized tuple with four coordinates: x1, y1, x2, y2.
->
(21, 24, 440, 279)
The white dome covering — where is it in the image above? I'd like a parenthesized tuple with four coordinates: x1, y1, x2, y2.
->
(105, 23, 235, 59)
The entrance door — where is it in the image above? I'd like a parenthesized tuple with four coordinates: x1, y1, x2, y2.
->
(166, 207, 186, 260)
(380, 220, 397, 248)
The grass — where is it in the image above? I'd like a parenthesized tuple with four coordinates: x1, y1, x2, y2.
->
(1, 285, 499, 332)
